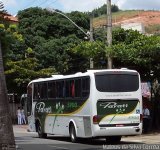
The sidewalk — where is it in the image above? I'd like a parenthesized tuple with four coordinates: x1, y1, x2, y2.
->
(122, 131, 160, 144)
(13, 125, 29, 133)
(14, 125, 28, 129)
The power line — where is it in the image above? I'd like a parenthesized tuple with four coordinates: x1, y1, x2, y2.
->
(23, 0, 38, 9)
(38, 0, 51, 7)
(25, 0, 59, 10)
(45, 0, 59, 8)
(11, 0, 58, 15)
(11, 0, 39, 15)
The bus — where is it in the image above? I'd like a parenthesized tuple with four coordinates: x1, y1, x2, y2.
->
(27, 69, 142, 143)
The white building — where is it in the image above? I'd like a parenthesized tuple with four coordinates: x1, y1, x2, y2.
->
(121, 23, 145, 34)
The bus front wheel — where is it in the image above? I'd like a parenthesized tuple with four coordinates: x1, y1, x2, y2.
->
(37, 123, 47, 138)
(69, 124, 77, 143)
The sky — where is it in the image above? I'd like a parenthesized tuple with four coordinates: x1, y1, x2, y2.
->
(1, 0, 160, 16)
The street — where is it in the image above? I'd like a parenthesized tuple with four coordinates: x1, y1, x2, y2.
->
(13, 125, 160, 150)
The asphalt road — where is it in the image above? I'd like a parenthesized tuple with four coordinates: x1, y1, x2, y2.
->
(13, 125, 160, 150)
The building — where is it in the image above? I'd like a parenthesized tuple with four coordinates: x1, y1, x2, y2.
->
(121, 22, 145, 34)
(0, 13, 18, 24)
(4, 14, 18, 24)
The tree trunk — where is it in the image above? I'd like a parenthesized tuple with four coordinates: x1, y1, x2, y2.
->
(0, 40, 15, 149)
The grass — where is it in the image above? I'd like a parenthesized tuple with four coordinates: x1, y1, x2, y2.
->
(93, 10, 160, 34)
(145, 24, 160, 34)
(93, 10, 144, 28)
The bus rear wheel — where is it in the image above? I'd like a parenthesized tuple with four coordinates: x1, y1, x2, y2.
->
(69, 124, 77, 143)
(37, 123, 47, 138)
(106, 136, 121, 144)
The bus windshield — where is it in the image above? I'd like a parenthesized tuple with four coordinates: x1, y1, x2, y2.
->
(95, 71, 139, 92)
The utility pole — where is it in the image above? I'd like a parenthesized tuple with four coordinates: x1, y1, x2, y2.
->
(107, 0, 112, 69)
(89, 14, 94, 69)
(89, 15, 94, 42)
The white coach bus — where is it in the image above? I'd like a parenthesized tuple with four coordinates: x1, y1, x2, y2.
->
(27, 69, 142, 143)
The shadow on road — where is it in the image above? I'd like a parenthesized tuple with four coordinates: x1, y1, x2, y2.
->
(34, 136, 145, 145)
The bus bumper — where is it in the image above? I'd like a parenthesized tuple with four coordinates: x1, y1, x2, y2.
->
(92, 123, 142, 137)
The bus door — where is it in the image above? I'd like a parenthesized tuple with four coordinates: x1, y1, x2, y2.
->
(27, 83, 36, 132)
(27, 103, 36, 132)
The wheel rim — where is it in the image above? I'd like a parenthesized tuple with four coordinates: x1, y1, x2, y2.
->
(38, 125, 42, 135)
(70, 126, 76, 142)
(71, 127, 75, 140)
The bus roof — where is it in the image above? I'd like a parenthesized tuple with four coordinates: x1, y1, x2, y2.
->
(28, 68, 138, 85)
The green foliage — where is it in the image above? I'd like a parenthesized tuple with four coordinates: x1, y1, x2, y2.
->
(110, 29, 160, 80)
(0, 1, 4, 12)
(72, 41, 106, 70)
(35, 35, 81, 73)
(0, 1, 7, 25)
(0, 19, 56, 94)
(0, 23, 4, 28)
(18, 8, 89, 41)
(8, 24, 17, 32)
(145, 24, 160, 34)
(92, 4, 119, 17)
(93, 28, 107, 42)
(5, 54, 56, 94)
(112, 28, 142, 44)
(17, 7, 89, 74)
(75, 27, 160, 82)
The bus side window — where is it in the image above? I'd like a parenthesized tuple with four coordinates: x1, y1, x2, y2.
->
(40, 82, 47, 99)
(66, 80, 74, 98)
(75, 79, 81, 98)
(48, 81, 56, 98)
(71, 80, 75, 97)
(56, 81, 64, 98)
(33, 84, 39, 99)
(65, 80, 70, 98)
(82, 77, 90, 98)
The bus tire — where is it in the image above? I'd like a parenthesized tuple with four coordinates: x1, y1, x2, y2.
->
(69, 124, 77, 143)
(37, 122, 47, 138)
(106, 136, 121, 144)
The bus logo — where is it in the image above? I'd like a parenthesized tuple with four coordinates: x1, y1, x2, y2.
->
(36, 102, 52, 113)
(100, 102, 128, 109)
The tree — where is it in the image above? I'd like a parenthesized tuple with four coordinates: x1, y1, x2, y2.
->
(0, 2, 15, 148)
(71, 41, 106, 71)
(17, 7, 88, 74)
(5, 53, 56, 95)
(0, 1, 7, 25)
(0, 22, 55, 95)
(91, 4, 119, 17)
